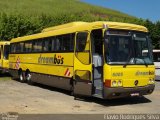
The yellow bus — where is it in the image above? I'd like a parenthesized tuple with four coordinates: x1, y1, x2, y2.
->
(9, 21, 155, 99)
(0, 41, 10, 73)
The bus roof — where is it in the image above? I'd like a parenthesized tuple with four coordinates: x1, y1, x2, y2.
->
(0, 41, 10, 45)
(42, 21, 148, 33)
(42, 22, 87, 32)
(11, 21, 148, 43)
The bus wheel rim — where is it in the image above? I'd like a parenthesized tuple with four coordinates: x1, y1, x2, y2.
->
(26, 74, 31, 81)
(19, 74, 23, 81)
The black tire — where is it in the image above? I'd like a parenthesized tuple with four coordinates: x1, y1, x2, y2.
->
(72, 80, 78, 99)
(70, 85, 74, 96)
(70, 78, 74, 96)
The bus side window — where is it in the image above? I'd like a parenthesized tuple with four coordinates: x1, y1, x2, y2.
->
(37, 40, 42, 52)
(70, 33, 75, 51)
(11, 44, 16, 53)
(51, 37, 56, 51)
(57, 36, 64, 51)
(43, 39, 49, 52)
(25, 42, 32, 53)
(32, 41, 35, 52)
(76, 32, 88, 52)
(16, 43, 21, 53)
(55, 37, 60, 51)
(63, 34, 74, 51)
(76, 32, 90, 64)
(33, 40, 42, 52)
(20, 43, 24, 53)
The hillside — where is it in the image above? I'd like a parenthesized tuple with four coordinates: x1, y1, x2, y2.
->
(0, 0, 135, 20)
(0, 0, 146, 41)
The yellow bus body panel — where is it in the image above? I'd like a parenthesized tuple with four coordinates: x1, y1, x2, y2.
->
(0, 41, 10, 72)
(104, 64, 155, 87)
(9, 53, 74, 77)
(9, 21, 153, 89)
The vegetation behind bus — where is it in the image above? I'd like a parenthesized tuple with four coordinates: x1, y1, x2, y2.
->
(0, 0, 159, 48)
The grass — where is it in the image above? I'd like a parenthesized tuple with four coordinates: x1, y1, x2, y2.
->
(0, 0, 135, 21)
(0, 0, 141, 40)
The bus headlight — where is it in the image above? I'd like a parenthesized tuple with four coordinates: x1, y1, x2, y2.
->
(111, 80, 122, 87)
(117, 80, 122, 86)
(112, 81, 117, 87)
(151, 78, 155, 83)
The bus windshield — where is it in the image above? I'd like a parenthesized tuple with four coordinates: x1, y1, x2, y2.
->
(105, 30, 153, 65)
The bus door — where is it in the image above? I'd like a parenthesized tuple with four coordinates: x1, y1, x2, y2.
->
(73, 31, 93, 96)
(91, 29, 104, 98)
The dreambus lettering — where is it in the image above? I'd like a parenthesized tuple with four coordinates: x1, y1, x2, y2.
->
(38, 54, 64, 64)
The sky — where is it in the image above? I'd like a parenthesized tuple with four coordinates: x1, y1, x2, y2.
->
(81, 0, 160, 22)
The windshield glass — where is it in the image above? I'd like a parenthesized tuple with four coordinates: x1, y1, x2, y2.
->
(105, 30, 153, 65)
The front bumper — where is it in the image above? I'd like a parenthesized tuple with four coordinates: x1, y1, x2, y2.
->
(103, 84, 155, 99)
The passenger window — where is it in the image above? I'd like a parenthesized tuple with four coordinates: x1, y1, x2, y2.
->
(42, 34, 75, 52)
(24, 42, 32, 53)
(55, 37, 60, 51)
(16, 43, 21, 53)
(11, 44, 15, 53)
(50, 38, 55, 51)
(43, 39, 49, 52)
(33, 40, 42, 52)
(76, 32, 90, 64)
(63, 34, 74, 51)
(20, 43, 24, 53)
(76, 32, 88, 52)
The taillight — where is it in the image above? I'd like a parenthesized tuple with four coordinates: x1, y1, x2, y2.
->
(104, 80, 111, 87)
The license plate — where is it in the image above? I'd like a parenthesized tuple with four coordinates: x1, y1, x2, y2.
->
(130, 93, 139, 96)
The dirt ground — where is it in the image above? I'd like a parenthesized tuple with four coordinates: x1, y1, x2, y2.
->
(0, 75, 160, 114)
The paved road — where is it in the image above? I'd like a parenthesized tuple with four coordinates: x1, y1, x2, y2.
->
(0, 74, 160, 116)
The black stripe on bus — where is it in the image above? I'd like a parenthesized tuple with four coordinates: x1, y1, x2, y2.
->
(9, 68, 92, 83)
(9, 68, 72, 78)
